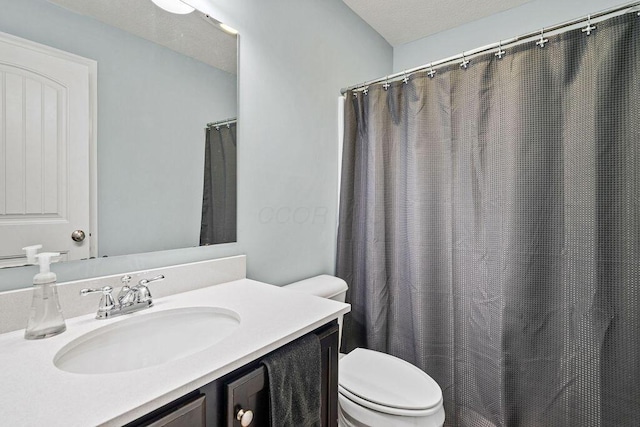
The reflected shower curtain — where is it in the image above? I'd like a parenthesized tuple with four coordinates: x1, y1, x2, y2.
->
(336, 14, 639, 426)
(200, 122, 237, 245)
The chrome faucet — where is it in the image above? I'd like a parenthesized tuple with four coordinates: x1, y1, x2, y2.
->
(81, 274, 165, 319)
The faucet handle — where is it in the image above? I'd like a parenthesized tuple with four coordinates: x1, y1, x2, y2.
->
(80, 286, 116, 313)
(136, 275, 164, 304)
(138, 275, 164, 286)
(80, 285, 113, 296)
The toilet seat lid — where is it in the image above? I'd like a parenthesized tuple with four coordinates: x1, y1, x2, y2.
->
(339, 348, 442, 412)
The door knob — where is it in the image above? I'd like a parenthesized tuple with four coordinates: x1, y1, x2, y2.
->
(71, 230, 86, 242)
(236, 408, 254, 426)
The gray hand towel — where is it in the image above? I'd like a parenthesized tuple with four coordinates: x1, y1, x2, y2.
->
(262, 334, 322, 427)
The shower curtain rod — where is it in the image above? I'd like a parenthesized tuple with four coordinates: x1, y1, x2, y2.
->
(206, 118, 237, 129)
(340, 1, 640, 95)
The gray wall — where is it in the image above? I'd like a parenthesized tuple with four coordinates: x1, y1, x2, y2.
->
(0, 0, 391, 290)
(394, 0, 629, 72)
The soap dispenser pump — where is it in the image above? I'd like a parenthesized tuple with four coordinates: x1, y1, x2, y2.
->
(24, 252, 67, 340)
(22, 244, 42, 265)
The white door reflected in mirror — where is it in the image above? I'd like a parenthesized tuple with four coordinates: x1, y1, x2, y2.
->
(0, 33, 94, 267)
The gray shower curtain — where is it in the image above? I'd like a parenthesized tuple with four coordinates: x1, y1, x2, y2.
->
(337, 13, 639, 427)
(200, 122, 237, 245)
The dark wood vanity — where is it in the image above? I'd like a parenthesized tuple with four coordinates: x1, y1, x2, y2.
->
(125, 321, 339, 427)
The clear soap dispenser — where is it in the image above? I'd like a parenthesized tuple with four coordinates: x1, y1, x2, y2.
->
(24, 252, 67, 340)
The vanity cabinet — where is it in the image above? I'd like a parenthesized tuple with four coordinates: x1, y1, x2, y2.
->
(127, 320, 339, 427)
(226, 365, 269, 426)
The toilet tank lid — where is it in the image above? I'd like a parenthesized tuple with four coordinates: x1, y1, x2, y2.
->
(285, 275, 348, 299)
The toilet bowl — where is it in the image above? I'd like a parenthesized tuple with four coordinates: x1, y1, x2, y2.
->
(285, 275, 445, 427)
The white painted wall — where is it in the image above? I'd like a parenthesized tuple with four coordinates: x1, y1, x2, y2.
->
(0, 0, 392, 291)
(393, 0, 630, 72)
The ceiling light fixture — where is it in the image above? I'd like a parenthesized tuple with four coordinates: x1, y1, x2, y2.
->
(150, 0, 195, 15)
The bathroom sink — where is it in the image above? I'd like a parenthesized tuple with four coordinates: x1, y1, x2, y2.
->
(54, 307, 240, 374)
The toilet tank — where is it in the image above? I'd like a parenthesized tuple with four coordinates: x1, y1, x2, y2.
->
(284, 275, 348, 302)
(284, 275, 348, 349)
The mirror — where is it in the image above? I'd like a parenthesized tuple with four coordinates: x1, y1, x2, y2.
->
(0, 0, 238, 268)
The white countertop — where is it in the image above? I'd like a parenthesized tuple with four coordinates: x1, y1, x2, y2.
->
(0, 279, 350, 426)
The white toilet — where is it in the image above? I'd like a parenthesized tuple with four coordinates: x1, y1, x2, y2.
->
(285, 275, 445, 427)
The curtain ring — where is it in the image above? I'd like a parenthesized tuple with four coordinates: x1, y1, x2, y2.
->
(536, 28, 549, 48)
(460, 52, 470, 69)
(363, 82, 369, 96)
(403, 71, 409, 84)
(581, 14, 596, 36)
(427, 63, 436, 78)
(383, 76, 390, 91)
(495, 41, 506, 59)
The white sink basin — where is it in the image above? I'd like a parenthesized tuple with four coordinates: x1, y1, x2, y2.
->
(54, 307, 240, 374)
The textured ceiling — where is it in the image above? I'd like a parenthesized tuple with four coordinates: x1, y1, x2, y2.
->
(342, 0, 535, 46)
(48, 0, 237, 74)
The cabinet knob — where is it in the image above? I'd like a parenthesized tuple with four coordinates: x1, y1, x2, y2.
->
(236, 408, 254, 426)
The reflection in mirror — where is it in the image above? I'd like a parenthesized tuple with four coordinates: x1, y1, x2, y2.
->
(0, 0, 238, 269)
(200, 118, 237, 245)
